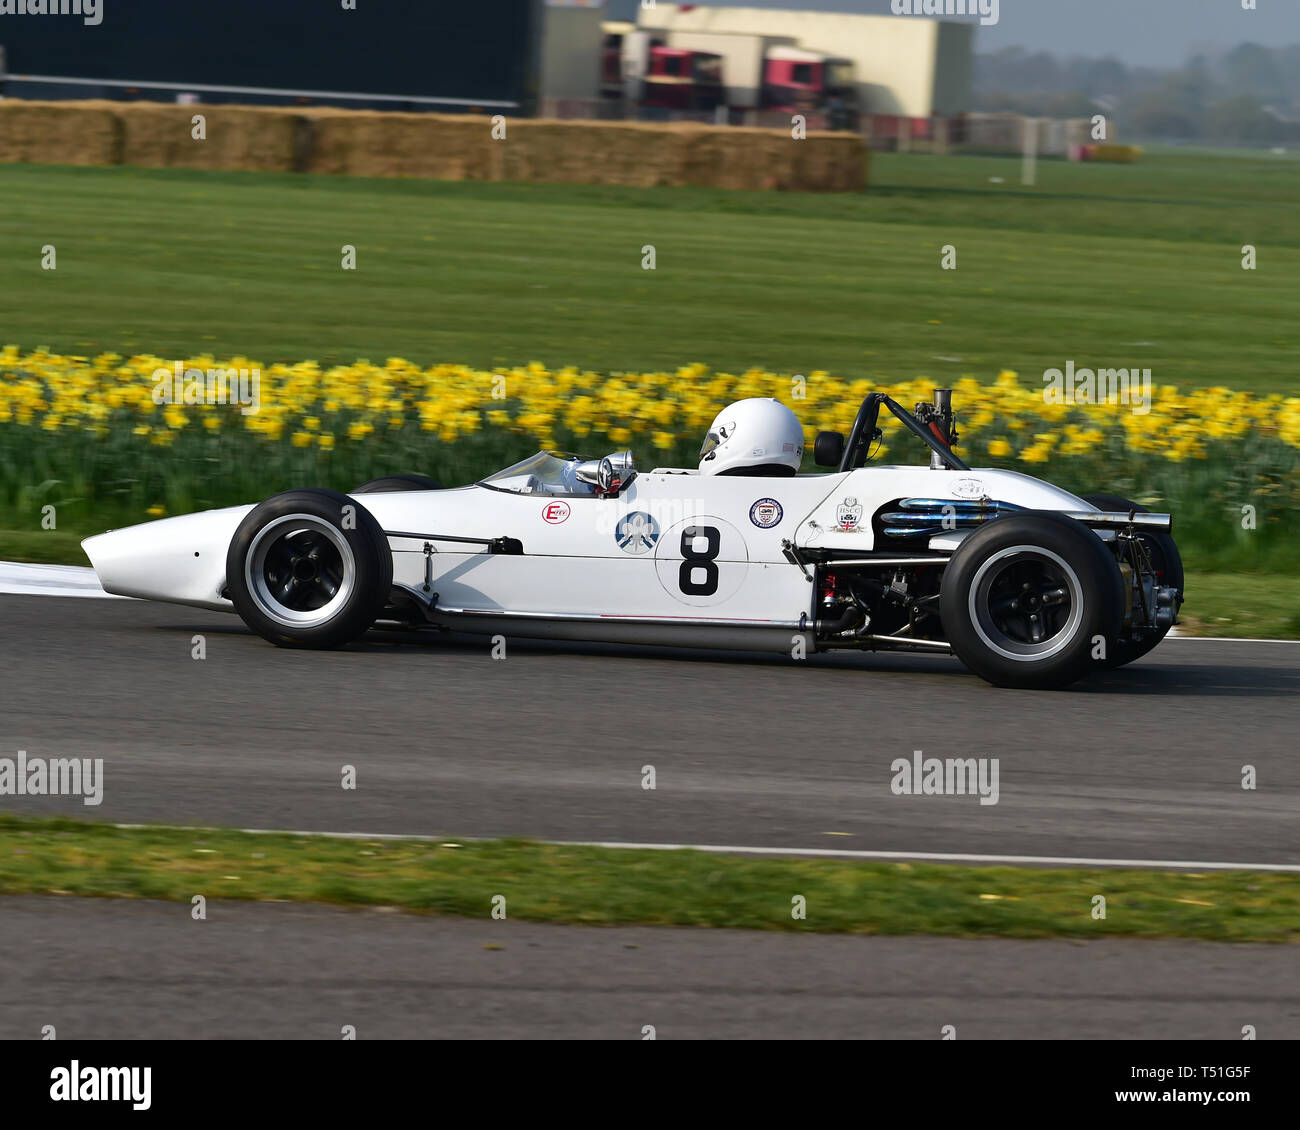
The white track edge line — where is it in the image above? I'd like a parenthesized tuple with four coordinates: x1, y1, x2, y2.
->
(108, 823, 1300, 872)
(1164, 636, 1300, 644)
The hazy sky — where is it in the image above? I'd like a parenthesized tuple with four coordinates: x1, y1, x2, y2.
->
(609, 1, 1300, 67)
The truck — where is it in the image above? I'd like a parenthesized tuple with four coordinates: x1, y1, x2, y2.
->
(761, 44, 858, 120)
(602, 27, 724, 113)
(601, 23, 858, 126)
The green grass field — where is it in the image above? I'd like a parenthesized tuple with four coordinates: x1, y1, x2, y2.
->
(2, 815, 1295, 942)
(0, 149, 1295, 391)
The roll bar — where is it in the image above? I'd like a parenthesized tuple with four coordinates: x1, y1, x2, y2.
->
(838, 393, 969, 472)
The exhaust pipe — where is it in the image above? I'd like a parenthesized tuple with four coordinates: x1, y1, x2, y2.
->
(1066, 510, 1173, 533)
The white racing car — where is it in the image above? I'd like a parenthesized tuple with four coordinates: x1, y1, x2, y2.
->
(83, 390, 1183, 689)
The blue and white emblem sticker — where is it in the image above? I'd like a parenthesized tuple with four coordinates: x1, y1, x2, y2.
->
(615, 511, 660, 555)
(749, 498, 783, 529)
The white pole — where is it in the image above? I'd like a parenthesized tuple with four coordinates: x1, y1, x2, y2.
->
(1022, 116, 1038, 187)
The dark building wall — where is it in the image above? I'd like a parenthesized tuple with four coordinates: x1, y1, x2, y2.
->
(0, 0, 542, 111)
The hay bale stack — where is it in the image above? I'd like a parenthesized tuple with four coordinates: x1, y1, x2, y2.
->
(116, 103, 301, 172)
(494, 119, 865, 192)
(789, 131, 869, 192)
(0, 100, 868, 191)
(498, 120, 694, 187)
(0, 100, 122, 165)
(678, 125, 793, 191)
(1088, 144, 1142, 163)
(302, 109, 491, 180)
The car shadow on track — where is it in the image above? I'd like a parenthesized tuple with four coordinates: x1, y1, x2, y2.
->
(154, 622, 1296, 697)
(1078, 662, 1300, 698)
(367, 626, 985, 678)
(158, 619, 961, 676)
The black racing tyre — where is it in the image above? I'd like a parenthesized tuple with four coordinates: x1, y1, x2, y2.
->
(940, 511, 1124, 689)
(226, 488, 392, 649)
(1081, 493, 1184, 668)
(352, 473, 444, 493)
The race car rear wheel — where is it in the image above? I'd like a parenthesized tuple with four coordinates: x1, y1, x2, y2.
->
(226, 489, 392, 649)
(1081, 493, 1184, 668)
(940, 512, 1124, 689)
(352, 474, 444, 493)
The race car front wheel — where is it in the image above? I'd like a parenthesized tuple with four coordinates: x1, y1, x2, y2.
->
(226, 488, 393, 649)
(940, 512, 1123, 689)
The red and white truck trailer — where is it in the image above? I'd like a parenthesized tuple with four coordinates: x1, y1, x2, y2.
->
(602, 23, 857, 124)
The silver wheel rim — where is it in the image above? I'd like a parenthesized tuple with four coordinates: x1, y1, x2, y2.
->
(968, 545, 1084, 662)
(245, 514, 356, 629)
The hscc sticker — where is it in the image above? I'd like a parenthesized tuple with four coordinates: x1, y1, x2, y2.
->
(542, 500, 571, 524)
(749, 498, 783, 529)
(836, 497, 863, 532)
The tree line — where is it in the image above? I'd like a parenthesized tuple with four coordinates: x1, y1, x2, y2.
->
(974, 42, 1300, 143)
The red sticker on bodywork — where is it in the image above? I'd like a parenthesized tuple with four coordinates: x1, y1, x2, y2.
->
(542, 501, 571, 524)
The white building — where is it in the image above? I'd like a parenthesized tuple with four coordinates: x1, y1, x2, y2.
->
(637, 4, 973, 118)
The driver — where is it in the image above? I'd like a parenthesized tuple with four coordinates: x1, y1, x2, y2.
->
(699, 398, 804, 477)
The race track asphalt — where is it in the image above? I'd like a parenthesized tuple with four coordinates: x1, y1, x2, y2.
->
(1, 595, 1296, 865)
(3, 894, 1296, 1039)
(3, 595, 1297, 1040)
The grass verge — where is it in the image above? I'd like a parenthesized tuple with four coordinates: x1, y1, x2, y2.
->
(0, 528, 91, 565)
(0, 815, 1295, 941)
(1177, 573, 1300, 639)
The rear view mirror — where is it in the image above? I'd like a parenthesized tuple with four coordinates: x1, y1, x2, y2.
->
(604, 450, 635, 492)
(574, 457, 611, 491)
(575, 450, 635, 494)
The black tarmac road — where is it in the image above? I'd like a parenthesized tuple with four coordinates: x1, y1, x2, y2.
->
(1, 596, 1296, 865)
(2, 894, 1296, 1039)
(2, 595, 1297, 1040)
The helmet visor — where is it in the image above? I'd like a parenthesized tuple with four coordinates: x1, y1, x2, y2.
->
(700, 421, 732, 461)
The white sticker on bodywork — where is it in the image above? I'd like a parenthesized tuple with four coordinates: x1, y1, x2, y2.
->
(951, 478, 986, 499)
(654, 516, 748, 607)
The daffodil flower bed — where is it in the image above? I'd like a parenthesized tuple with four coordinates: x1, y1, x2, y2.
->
(1, 348, 1297, 571)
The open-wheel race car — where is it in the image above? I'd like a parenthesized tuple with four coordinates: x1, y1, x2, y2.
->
(83, 389, 1183, 689)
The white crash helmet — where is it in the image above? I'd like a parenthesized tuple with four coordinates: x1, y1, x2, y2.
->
(698, 398, 805, 476)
